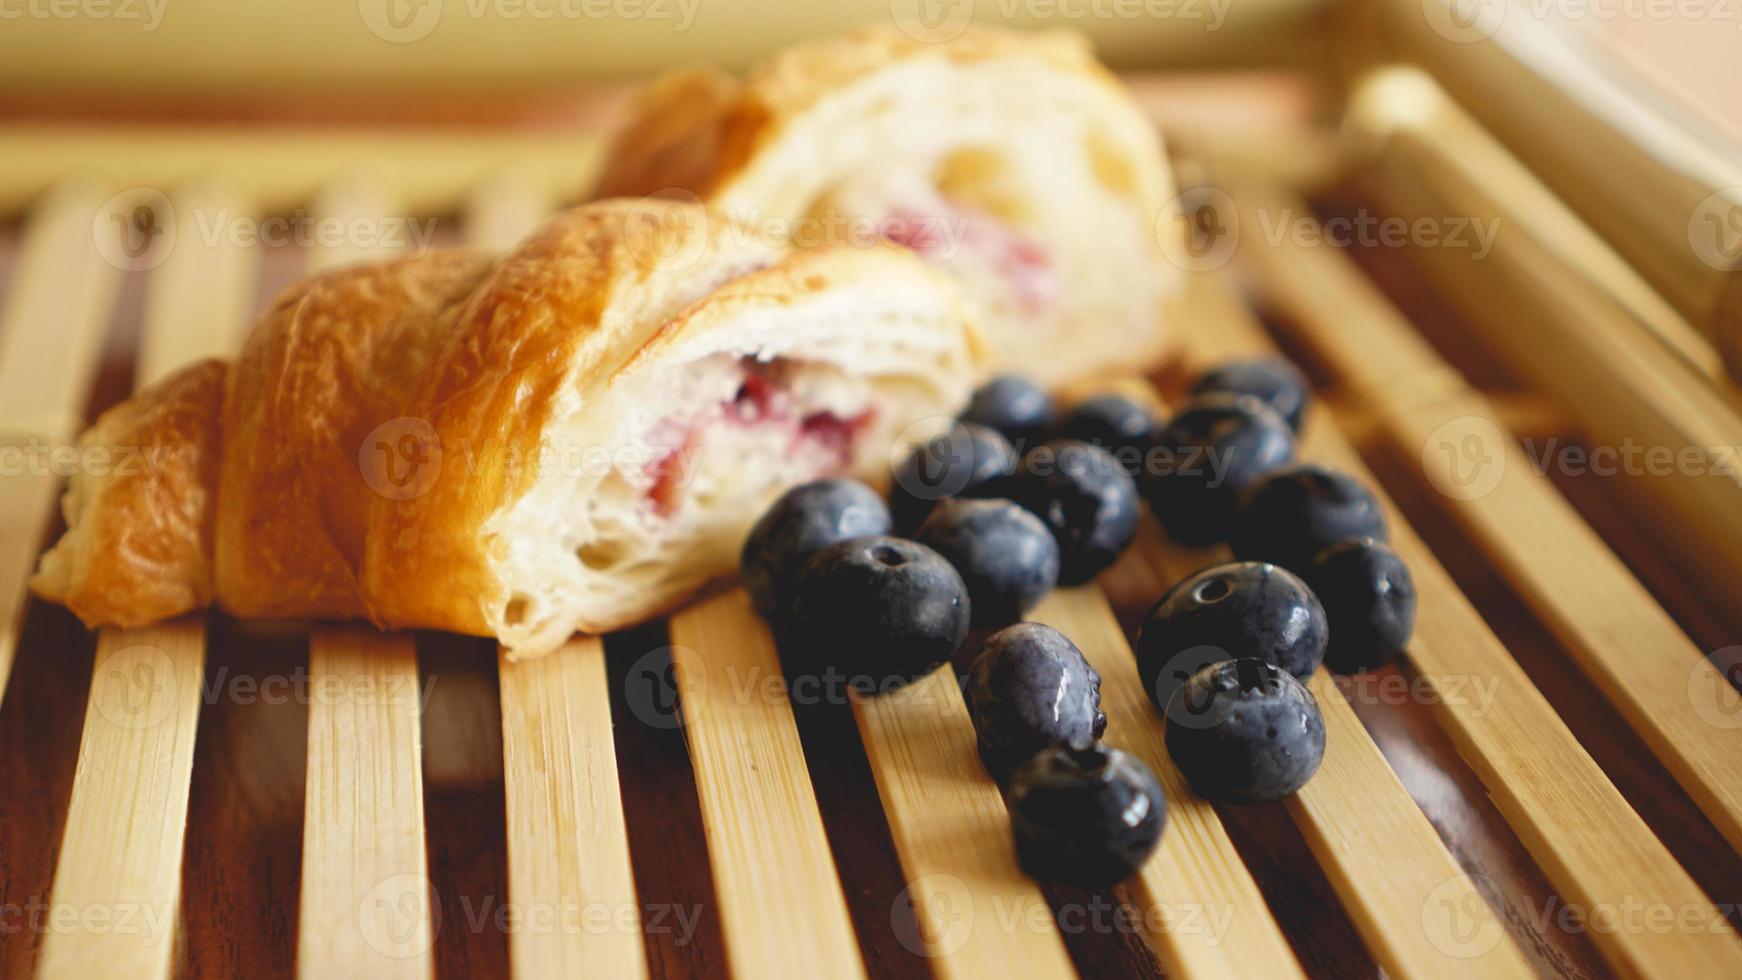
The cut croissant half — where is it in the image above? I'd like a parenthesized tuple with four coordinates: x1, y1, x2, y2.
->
(31, 199, 979, 658)
(597, 26, 1178, 384)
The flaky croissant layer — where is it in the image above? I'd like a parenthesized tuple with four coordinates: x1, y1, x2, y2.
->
(32, 200, 979, 657)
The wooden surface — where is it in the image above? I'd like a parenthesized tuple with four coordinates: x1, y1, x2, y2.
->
(1370, 0, 1742, 372)
(497, 639, 646, 979)
(1234, 186, 1742, 977)
(667, 594, 867, 980)
(3, 70, 1741, 979)
(1031, 587, 1309, 979)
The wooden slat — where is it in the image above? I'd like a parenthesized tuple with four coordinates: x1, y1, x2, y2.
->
(498, 638, 646, 979)
(1105, 351, 1532, 979)
(37, 180, 257, 980)
(297, 631, 434, 979)
(1344, 67, 1742, 634)
(0, 183, 125, 695)
(1235, 182, 1742, 855)
(35, 624, 204, 979)
(853, 672, 1077, 978)
(1374, 0, 1742, 372)
(1028, 587, 1309, 979)
(297, 182, 433, 980)
(464, 173, 553, 253)
(135, 180, 258, 386)
(667, 593, 867, 979)
(306, 177, 408, 273)
(0, 125, 601, 217)
(1216, 201, 1742, 976)
(466, 180, 645, 978)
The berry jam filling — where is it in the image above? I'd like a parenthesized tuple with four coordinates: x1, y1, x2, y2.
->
(642, 363, 873, 517)
(881, 203, 1060, 314)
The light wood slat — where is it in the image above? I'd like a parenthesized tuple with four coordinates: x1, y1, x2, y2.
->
(467, 180, 645, 978)
(0, 184, 125, 695)
(298, 181, 433, 980)
(1212, 212, 1742, 974)
(667, 592, 867, 979)
(0, 125, 602, 217)
(306, 177, 409, 273)
(1377, 1, 1742, 373)
(465, 173, 553, 253)
(853, 672, 1077, 978)
(35, 623, 204, 980)
(297, 631, 434, 980)
(1234, 183, 1742, 856)
(38, 180, 257, 980)
(1104, 364, 1531, 979)
(498, 638, 646, 979)
(135, 180, 258, 387)
(1028, 587, 1308, 979)
(1344, 68, 1742, 637)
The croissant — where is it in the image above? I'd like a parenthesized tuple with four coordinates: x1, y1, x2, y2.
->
(597, 25, 1177, 384)
(31, 200, 979, 657)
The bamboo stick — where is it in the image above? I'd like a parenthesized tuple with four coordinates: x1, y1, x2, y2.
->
(497, 639, 646, 979)
(37, 179, 257, 979)
(0, 125, 600, 218)
(852, 671, 1076, 978)
(35, 623, 205, 980)
(467, 182, 646, 978)
(296, 631, 434, 980)
(0, 183, 125, 698)
(1028, 587, 1310, 979)
(1227, 189, 1742, 974)
(666, 592, 867, 979)
(1341, 68, 1742, 636)
(135, 180, 259, 386)
(1372, 0, 1742, 374)
(297, 182, 434, 980)
(1104, 355, 1532, 979)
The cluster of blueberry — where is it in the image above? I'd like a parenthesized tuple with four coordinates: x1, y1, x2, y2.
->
(1137, 358, 1417, 804)
(738, 358, 1417, 890)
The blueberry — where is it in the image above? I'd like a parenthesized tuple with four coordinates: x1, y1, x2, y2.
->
(1146, 394, 1295, 546)
(1009, 743, 1167, 888)
(1165, 659, 1325, 804)
(915, 499, 1059, 628)
(1137, 561, 1327, 713)
(960, 375, 1055, 450)
(1306, 538, 1415, 673)
(890, 422, 1018, 533)
(741, 480, 893, 618)
(1057, 394, 1158, 477)
(986, 440, 1140, 586)
(789, 536, 969, 692)
(964, 623, 1106, 779)
(1189, 357, 1312, 433)
(1231, 464, 1388, 572)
